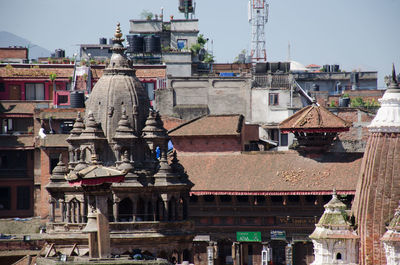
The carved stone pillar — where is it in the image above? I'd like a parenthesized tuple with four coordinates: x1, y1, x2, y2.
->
(178, 198, 183, 221)
(114, 144, 122, 164)
(66, 201, 71, 223)
(60, 199, 65, 222)
(152, 197, 157, 221)
(77, 201, 82, 223)
(132, 195, 137, 222)
(49, 197, 55, 222)
(160, 194, 170, 221)
(113, 196, 120, 222)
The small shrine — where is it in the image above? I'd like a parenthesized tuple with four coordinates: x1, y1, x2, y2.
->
(310, 190, 358, 265)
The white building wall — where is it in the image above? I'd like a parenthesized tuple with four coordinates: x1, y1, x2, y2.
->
(383, 241, 400, 265)
(312, 239, 358, 265)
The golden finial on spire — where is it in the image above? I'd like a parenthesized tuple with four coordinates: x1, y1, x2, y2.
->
(114, 22, 123, 39)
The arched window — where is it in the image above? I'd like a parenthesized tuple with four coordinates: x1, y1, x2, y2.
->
(68, 198, 81, 223)
(118, 198, 133, 222)
(336, 252, 342, 260)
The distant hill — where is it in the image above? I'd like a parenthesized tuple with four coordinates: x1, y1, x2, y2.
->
(0, 31, 51, 60)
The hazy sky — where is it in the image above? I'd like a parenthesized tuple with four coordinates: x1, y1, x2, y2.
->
(0, 0, 399, 88)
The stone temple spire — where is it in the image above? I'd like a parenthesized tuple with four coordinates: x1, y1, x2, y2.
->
(84, 22, 150, 163)
(352, 64, 400, 264)
(368, 64, 400, 132)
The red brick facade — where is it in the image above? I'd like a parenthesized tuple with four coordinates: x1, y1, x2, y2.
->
(0, 48, 28, 60)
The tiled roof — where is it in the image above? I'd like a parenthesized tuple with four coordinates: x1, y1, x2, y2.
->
(0, 65, 165, 80)
(169, 115, 243, 137)
(0, 102, 35, 115)
(136, 68, 166, 79)
(306, 64, 321, 68)
(36, 108, 84, 120)
(279, 104, 351, 132)
(0, 65, 73, 78)
(178, 151, 362, 194)
(162, 116, 186, 131)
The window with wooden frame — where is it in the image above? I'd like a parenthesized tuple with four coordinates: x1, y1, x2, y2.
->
(268, 93, 279, 106)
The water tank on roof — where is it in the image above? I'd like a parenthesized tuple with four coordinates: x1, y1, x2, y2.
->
(280, 62, 290, 73)
(127, 35, 144, 53)
(333, 64, 340, 72)
(339, 97, 350, 107)
(255, 63, 267, 74)
(179, 0, 194, 13)
(99, 38, 107, 45)
(270, 62, 279, 73)
(350, 72, 359, 84)
(144, 35, 161, 53)
(55, 49, 65, 58)
(70, 91, 85, 108)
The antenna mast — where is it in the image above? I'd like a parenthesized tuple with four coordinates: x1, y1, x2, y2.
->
(249, 0, 269, 63)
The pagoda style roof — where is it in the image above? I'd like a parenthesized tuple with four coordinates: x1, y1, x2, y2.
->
(279, 104, 351, 133)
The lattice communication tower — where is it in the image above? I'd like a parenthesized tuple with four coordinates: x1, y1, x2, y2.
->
(249, 0, 269, 62)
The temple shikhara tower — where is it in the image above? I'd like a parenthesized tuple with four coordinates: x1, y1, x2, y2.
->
(44, 23, 193, 262)
(352, 65, 400, 264)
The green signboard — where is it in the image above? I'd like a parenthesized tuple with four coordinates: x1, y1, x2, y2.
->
(236, 231, 262, 242)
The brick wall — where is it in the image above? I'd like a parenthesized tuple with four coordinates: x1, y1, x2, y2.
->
(329, 108, 375, 152)
(173, 136, 242, 152)
(0, 48, 28, 60)
(36, 148, 68, 218)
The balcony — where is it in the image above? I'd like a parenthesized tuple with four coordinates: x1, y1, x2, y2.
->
(38, 134, 69, 148)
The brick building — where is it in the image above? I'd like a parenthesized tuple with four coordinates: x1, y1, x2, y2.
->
(0, 47, 28, 63)
(169, 114, 259, 152)
(0, 102, 36, 218)
(168, 111, 361, 265)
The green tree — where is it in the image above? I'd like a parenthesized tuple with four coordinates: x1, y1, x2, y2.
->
(350, 97, 365, 107)
(190, 33, 214, 63)
(204, 53, 215, 63)
(140, 10, 154, 20)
